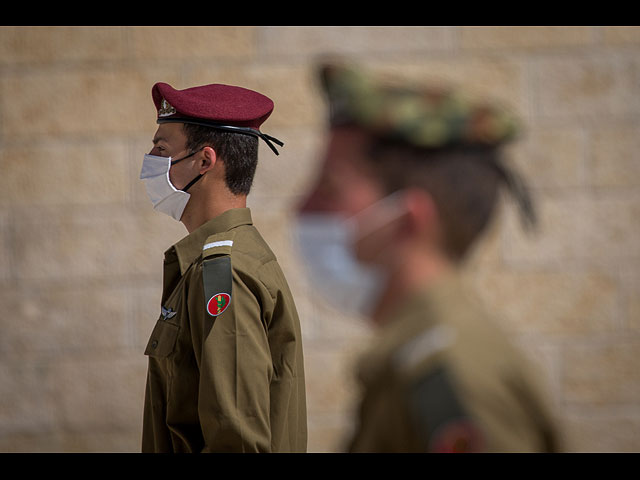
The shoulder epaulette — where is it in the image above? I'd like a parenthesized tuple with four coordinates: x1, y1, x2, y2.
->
(393, 324, 456, 375)
(202, 230, 236, 259)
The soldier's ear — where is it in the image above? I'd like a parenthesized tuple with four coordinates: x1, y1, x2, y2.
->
(404, 188, 441, 239)
(200, 146, 217, 173)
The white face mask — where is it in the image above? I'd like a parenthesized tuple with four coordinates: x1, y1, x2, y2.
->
(294, 192, 405, 318)
(139, 152, 202, 221)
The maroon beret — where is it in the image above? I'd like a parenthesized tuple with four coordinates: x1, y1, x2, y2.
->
(152, 82, 283, 154)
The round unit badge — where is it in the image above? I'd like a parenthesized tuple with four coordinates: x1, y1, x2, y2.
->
(207, 293, 231, 316)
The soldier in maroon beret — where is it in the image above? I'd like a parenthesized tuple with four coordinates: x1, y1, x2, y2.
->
(140, 82, 307, 452)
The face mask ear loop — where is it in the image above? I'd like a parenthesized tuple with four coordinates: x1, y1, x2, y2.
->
(168, 147, 206, 192)
(181, 173, 203, 193)
(347, 190, 407, 242)
(170, 147, 204, 166)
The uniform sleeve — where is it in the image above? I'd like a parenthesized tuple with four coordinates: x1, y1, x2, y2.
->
(188, 256, 274, 452)
(408, 365, 484, 453)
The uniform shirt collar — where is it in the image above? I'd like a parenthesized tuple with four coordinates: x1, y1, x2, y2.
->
(166, 208, 253, 275)
(354, 272, 465, 386)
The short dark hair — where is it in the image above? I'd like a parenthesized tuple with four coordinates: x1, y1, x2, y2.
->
(365, 136, 531, 262)
(182, 123, 259, 196)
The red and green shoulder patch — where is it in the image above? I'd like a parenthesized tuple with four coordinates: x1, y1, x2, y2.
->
(207, 293, 231, 317)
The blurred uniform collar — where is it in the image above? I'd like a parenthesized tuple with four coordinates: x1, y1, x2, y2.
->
(354, 272, 465, 386)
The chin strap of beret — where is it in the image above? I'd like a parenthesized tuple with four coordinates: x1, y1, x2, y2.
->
(225, 126, 284, 156)
(157, 117, 284, 155)
(489, 158, 537, 231)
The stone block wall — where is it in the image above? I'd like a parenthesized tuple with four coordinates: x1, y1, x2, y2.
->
(0, 26, 638, 452)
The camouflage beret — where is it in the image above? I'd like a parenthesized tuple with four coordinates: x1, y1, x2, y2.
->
(319, 63, 520, 149)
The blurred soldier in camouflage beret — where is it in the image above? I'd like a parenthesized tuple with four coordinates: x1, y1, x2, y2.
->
(319, 62, 536, 237)
(295, 62, 561, 453)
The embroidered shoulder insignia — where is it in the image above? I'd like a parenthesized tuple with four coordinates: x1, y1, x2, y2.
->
(207, 293, 231, 316)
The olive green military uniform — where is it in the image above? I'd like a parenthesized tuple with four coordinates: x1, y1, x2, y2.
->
(142, 208, 307, 452)
(347, 274, 560, 453)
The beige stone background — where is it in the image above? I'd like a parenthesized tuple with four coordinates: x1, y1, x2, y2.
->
(0, 25, 639, 453)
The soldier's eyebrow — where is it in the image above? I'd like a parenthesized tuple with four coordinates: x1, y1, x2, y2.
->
(152, 136, 168, 145)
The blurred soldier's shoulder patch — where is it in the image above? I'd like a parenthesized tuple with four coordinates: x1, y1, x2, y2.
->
(429, 418, 483, 453)
(408, 365, 484, 453)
